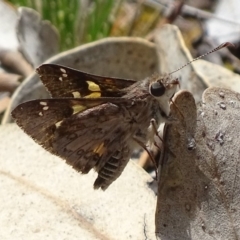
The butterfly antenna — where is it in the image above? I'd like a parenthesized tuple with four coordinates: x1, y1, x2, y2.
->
(169, 42, 234, 75)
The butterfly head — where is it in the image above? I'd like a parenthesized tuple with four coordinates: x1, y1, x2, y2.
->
(149, 74, 179, 99)
(148, 74, 179, 118)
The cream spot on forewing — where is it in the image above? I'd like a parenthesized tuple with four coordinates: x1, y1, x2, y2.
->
(62, 73, 68, 78)
(72, 91, 81, 98)
(40, 101, 47, 106)
(39, 112, 43, 116)
(43, 106, 49, 111)
(60, 68, 66, 73)
(59, 77, 63, 81)
(86, 81, 100, 91)
(55, 120, 63, 128)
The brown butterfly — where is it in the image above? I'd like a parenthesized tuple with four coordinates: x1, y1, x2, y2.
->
(11, 42, 230, 190)
(11, 63, 178, 190)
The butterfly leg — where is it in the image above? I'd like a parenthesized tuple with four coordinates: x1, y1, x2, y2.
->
(150, 118, 164, 146)
(150, 118, 176, 161)
(132, 136, 158, 179)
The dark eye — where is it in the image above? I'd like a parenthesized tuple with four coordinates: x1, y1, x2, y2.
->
(150, 82, 165, 97)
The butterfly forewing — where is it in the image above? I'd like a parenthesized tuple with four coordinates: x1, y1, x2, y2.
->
(37, 64, 136, 98)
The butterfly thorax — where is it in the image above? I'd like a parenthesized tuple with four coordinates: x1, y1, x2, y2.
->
(121, 75, 179, 145)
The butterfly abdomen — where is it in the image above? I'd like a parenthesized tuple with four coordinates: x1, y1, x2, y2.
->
(94, 145, 131, 190)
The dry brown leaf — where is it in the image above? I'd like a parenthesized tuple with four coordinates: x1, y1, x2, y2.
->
(156, 87, 240, 240)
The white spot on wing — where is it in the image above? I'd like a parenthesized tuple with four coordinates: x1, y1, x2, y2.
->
(39, 112, 43, 116)
(59, 77, 63, 81)
(43, 106, 49, 111)
(40, 101, 47, 106)
(55, 120, 63, 128)
(60, 68, 66, 73)
(62, 73, 68, 78)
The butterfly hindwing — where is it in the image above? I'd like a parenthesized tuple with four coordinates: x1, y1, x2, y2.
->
(36, 64, 136, 98)
(54, 103, 132, 190)
(12, 97, 134, 189)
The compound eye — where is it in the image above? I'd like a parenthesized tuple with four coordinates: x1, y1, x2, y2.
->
(150, 82, 165, 97)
